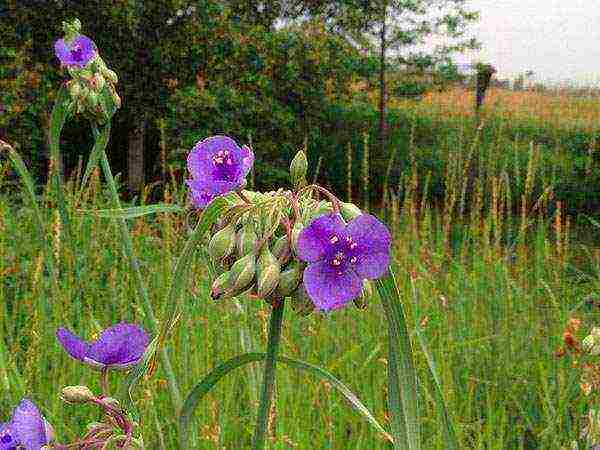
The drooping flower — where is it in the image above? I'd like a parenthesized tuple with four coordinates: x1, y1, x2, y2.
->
(0, 399, 53, 450)
(297, 213, 391, 311)
(54, 35, 97, 68)
(186, 135, 254, 208)
(56, 323, 149, 370)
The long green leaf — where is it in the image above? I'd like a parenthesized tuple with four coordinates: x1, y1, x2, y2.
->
(409, 278, 459, 449)
(79, 124, 111, 194)
(376, 270, 421, 450)
(178, 352, 392, 448)
(78, 204, 185, 219)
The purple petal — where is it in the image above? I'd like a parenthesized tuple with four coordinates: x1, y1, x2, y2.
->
(87, 323, 149, 369)
(303, 260, 363, 311)
(53, 35, 96, 68)
(297, 213, 346, 263)
(186, 179, 239, 208)
(239, 145, 254, 177)
(56, 327, 90, 362)
(53, 39, 71, 65)
(10, 399, 48, 450)
(345, 214, 391, 279)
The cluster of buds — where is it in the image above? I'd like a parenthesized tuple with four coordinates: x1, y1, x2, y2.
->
(54, 19, 121, 123)
(207, 147, 375, 315)
(58, 386, 143, 449)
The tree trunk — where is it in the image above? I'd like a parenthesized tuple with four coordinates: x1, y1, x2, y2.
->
(127, 119, 146, 193)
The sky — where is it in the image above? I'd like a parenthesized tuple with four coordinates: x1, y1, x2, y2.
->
(454, 0, 600, 86)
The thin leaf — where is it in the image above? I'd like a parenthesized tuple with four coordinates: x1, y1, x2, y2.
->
(178, 353, 392, 448)
(78, 204, 185, 219)
(80, 124, 111, 193)
(376, 270, 421, 450)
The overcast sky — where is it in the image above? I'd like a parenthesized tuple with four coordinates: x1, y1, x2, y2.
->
(455, 0, 600, 85)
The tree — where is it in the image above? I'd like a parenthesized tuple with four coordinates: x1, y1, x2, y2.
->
(297, 0, 479, 161)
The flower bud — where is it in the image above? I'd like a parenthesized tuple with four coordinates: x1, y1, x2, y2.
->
(274, 261, 302, 298)
(304, 201, 333, 224)
(91, 73, 105, 92)
(211, 272, 230, 300)
(236, 223, 258, 256)
(60, 385, 96, 404)
(290, 285, 314, 316)
(87, 91, 99, 109)
(97, 397, 120, 410)
(67, 80, 81, 99)
(353, 280, 373, 310)
(291, 221, 304, 255)
(290, 150, 308, 189)
(208, 224, 236, 263)
(102, 68, 119, 85)
(340, 202, 362, 221)
(228, 253, 256, 294)
(272, 235, 290, 265)
(220, 282, 255, 300)
(256, 245, 281, 298)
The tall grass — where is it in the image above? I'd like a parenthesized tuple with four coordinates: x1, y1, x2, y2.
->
(1, 119, 598, 448)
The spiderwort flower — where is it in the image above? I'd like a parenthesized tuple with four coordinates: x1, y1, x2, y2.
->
(0, 399, 53, 450)
(54, 35, 97, 68)
(56, 323, 149, 370)
(186, 135, 254, 208)
(297, 213, 391, 311)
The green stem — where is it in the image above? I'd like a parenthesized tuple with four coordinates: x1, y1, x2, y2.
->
(252, 300, 285, 450)
(97, 135, 182, 409)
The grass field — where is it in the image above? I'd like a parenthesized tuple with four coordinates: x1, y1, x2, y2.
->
(2, 94, 600, 449)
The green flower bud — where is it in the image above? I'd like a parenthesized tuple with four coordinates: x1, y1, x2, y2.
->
(91, 73, 106, 92)
(304, 201, 333, 224)
(272, 235, 291, 265)
(353, 280, 373, 310)
(87, 91, 99, 109)
(228, 253, 256, 294)
(98, 397, 120, 410)
(67, 80, 81, 99)
(102, 68, 119, 85)
(236, 223, 258, 256)
(256, 245, 281, 298)
(210, 272, 230, 300)
(290, 285, 314, 316)
(274, 261, 302, 298)
(208, 224, 236, 263)
(220, 282, 255, 300)
(60, 385, 96, 404)
(290, 150, 308, 189)
(341, 202, 362, 221)
(291, 221, 304, 255)
(62, 19, 82, 42)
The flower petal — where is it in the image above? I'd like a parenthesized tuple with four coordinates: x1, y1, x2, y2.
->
(10, 399, 48, 450)
(297, 213, 345, 263)
(303, 260, 363, 311)
(239, 145, 254, 177)
(56, 327, 90, 362)
(186, 179, 239, 208)
(87, 323, 149, 368)
(345, 214, 391, 279)
(53, 39, 71, 65)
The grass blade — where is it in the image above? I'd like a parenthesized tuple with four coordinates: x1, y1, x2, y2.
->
(178, 352, 391, 448)
(376, 269, 421, 450)
(78, 204, 185, 219)
(79, 124, 111, 194)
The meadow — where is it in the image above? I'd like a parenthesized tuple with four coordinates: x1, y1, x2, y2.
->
(2, 84, 600, 448)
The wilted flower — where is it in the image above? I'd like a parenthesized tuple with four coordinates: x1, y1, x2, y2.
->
(56, 323, 149, 370)
(186, 135, 254, 208)
(297, 213, 391, 311)
(54, 35, 97, 68)
(0, 399, 53, 450)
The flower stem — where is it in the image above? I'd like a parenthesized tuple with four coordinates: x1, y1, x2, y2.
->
(97, 138, 182, 410)
(252, 299, 285, 450)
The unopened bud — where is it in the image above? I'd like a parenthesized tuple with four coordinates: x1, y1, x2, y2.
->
(290, 285, 314, 316)
(274, 261, 302, 298)
(91, 73, 105, 92)
(305, 201, 333, 223)
(290, 150, 308, 189)
(272, 235, 291, 265)
(228, 253, 256, 293)
(291, 221, 303, 254)
(257, 245, 281, 298)
(87, 91, 99, 109)
(98, 397, 120, 410)
(67, 80, 81, 99)
(60, 385, 96, 404)
(211, 272, 230, 300)
(236, 224, 258, 256)
(208, 224, 236, 263)
(353, 280, 372, 310)
(340, 202, 362, 221)
(102, 68, 119, 85)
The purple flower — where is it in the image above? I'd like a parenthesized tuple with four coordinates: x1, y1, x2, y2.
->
(56, 323, 149, 370)
(0, 399, 53, 450)
(54, 35, 97, 68)
(297, 213, 391, 311)
(186, 135, 254, 208)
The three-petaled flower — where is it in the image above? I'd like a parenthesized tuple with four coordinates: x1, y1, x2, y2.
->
(56, 323, 149, 370)
(186, 135, 254, 208)
(297, 213, 391, 311)
(54, 35, 97, 68)
(0, 399, 53, 450)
